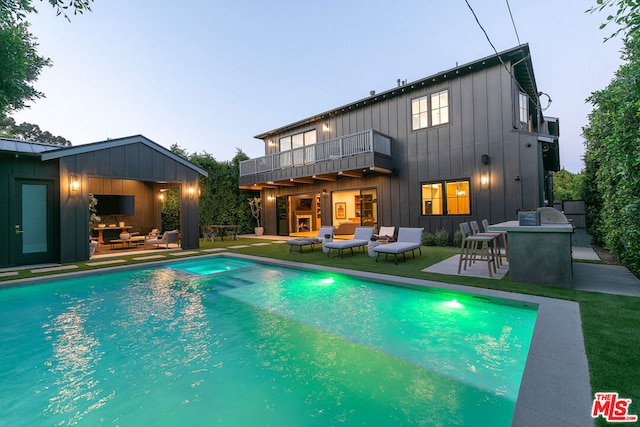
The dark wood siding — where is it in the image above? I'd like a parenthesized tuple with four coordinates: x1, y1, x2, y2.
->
(259, 62, 544, 238)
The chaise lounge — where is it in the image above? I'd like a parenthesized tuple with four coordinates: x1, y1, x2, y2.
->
(286, 226, 334, 253)
(324, 226, 374, 258)
(372, 227, 424, 264)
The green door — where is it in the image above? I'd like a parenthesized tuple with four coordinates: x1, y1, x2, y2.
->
(13, 180, 55, 266)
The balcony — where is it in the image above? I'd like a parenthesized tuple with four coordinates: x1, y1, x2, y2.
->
(239, 129, 394, 188)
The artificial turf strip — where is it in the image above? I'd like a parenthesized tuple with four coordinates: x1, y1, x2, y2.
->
(0, 237, 638, 425)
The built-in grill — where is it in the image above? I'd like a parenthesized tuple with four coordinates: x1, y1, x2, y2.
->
(537, 207, 570, 224)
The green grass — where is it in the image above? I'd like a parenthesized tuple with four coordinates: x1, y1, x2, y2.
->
(1, 238, 638, 425)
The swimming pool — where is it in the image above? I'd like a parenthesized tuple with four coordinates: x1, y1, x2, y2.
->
(0, 256, 537, 426)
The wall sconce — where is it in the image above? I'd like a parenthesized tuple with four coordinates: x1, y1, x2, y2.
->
(267, 139, 276, 148)
(322, 123, 330, 133)
(69, 173, 80, 193)
(267, 195, 275, 202)
(480, 169, 490, 189)
(187, 186, 196, 198)
(322, 189, 328, 196)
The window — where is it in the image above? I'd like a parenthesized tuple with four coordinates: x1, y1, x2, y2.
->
(519, 92, 528, 125)
(279, 130, 316, 152)
(431, 90, 449, 126)
(411, 97, 429, 130)
(421, 179, 470, 215)
(411, 89, 449, 130)
(279, 136, 291, 152)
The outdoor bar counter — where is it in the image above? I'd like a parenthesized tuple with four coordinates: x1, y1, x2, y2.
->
(488, 220, 574, 287)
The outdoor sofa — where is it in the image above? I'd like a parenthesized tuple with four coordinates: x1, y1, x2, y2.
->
(372, 227, 424, 264)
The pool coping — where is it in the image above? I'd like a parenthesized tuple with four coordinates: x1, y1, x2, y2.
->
(0, 252, 593, 426)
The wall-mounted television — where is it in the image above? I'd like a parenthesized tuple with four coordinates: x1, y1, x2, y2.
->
(94, 194, 135, 216)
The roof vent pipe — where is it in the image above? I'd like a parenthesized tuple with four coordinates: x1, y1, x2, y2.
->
(397, 79, 401, 87)
(369, 90, 375, 96)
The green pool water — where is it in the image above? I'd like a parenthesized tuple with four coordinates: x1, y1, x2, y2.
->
(0, 256, 537, 426)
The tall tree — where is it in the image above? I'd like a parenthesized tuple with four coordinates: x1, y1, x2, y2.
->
(0, 115, 71, 145)
(0, 14, 51, 114)
(0, 0, 94, 115)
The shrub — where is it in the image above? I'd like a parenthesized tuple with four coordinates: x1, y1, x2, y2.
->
(453, 230, 464, 248)
(422, 232, 436, 246)
(434, 228, 449, 247)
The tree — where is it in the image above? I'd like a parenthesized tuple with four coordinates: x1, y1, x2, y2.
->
(0, 15, 51, 114)
(0, 0, 93, 21)
(552, 168, 584, 201)
(0, 115, 71, 145)
(0, 0, 94, 115)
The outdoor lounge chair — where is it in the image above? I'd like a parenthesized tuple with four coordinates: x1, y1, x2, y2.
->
(146, 230, 180, 248)
(286, 226, 334, 253)
(323, 226, 374, 258)
(374, 226, 396, 244)
(372, 227, 424, 264)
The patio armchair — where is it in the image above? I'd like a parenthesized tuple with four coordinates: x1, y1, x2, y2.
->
(287, 226, 334, 253)
(372, 227, 424, 264)
(146, 230, 180, 248)
(323, 226, 374, 258)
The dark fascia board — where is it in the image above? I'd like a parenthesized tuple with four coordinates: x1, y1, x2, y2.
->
(255, 44, 534, 140)
(41, 134, 208, 177)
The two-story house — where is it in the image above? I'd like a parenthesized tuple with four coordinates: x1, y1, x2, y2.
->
(239, 44, 560, 237)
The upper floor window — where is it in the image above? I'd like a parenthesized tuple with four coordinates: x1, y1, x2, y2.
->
(519, 92, 529, 125)
(431, 90, 449, 126)
(279, 130, 316, 152)
(411, 89, 449, 130)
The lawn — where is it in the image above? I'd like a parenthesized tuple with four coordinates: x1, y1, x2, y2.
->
(1, 237, 638, 426)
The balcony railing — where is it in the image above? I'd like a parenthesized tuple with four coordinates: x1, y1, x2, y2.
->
(240, 129, 391, 176)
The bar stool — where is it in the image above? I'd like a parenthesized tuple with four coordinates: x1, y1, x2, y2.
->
(482, 219, 508, 260)
(470, 220, 503, 267)
(457, 222, 497, 277)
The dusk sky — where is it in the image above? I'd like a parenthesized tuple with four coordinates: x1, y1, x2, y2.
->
(12, 0, 624, 173)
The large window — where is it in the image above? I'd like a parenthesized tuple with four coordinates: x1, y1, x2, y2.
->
(411, 89, 449, 130)
(421, 179, 470, 215)
(280, 130, 316, 152)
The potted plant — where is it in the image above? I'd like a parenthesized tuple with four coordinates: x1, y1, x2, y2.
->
(248, 197, 263, 235)
(88, 193, 101, 256)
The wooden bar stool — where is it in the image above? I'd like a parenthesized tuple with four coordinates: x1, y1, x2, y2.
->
(470, 220, 503, 267)
(457, 222, 497, 277)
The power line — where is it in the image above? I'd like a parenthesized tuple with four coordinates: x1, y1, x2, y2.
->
(505, 0, 551, 110)
(463, 0, 543, 111)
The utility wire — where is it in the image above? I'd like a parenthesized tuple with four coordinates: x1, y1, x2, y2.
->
(505, 0, 551, 111)
(463, 0, 542, 111)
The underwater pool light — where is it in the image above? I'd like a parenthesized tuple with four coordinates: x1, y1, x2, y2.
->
(320, 277, 335, 285)
(443, 299, 463, 309)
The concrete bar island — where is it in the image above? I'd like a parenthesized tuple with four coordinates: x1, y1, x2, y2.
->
(488, 221, 574, 287)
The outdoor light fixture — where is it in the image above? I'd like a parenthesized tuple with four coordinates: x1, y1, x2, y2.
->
(322, 123, 330, 133)
(187, 187, 196, 197)
(69, 173, 80, 193)
(480, 169, 490, 189)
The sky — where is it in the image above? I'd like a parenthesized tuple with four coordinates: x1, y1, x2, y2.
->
(11, 0, 624, 173)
